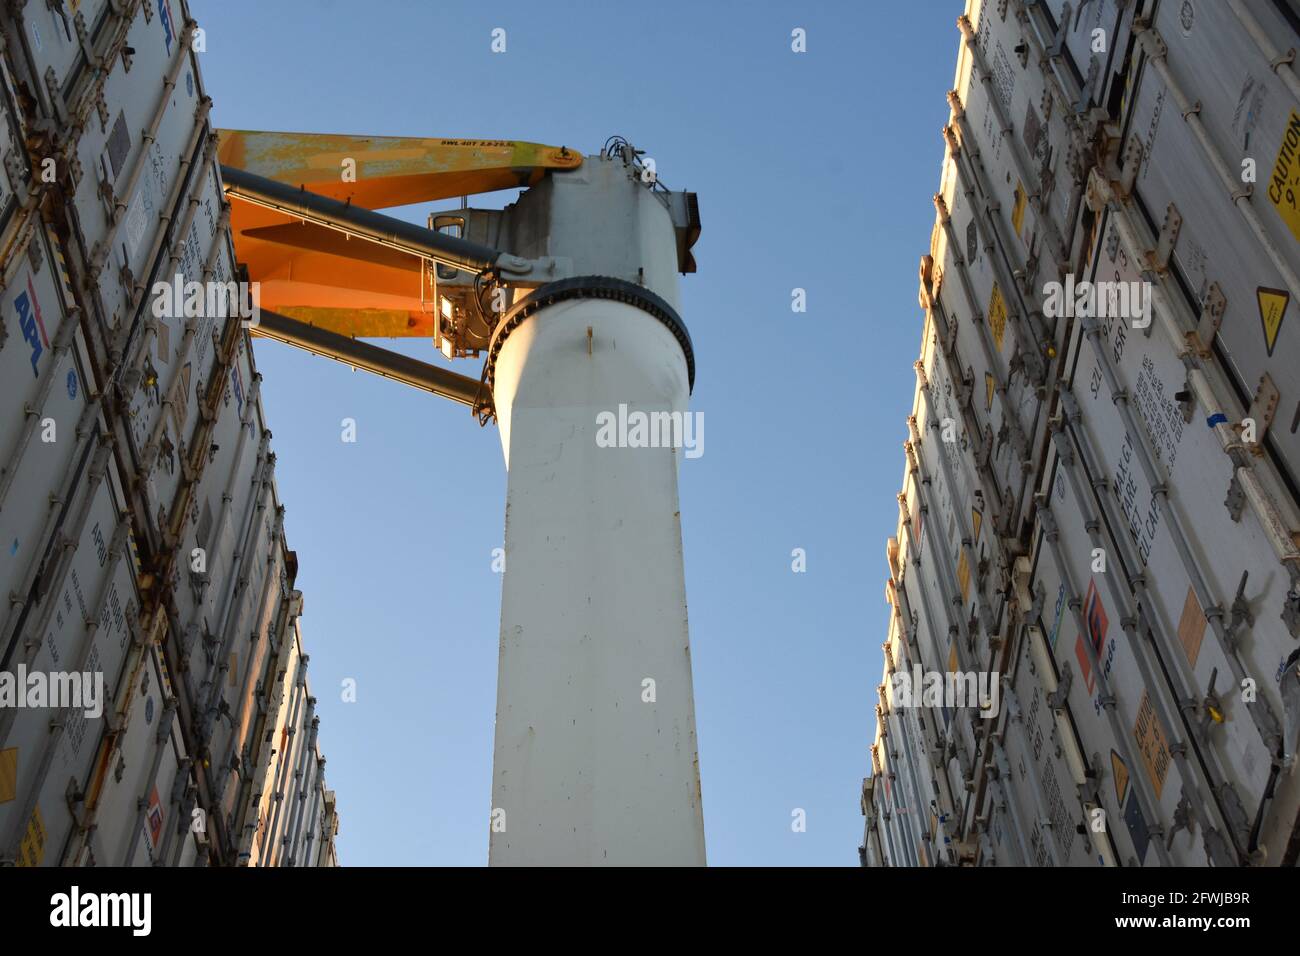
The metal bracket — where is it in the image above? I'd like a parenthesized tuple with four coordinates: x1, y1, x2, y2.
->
(1199, 667, 1224, 741)
(1148, 203, 1181, 273)
(1225, 471, 1246, 522)
(43, 67, 62, 124)
(1226, 569, 1255, 641)
(1191, 281, 1226, 355)
(1245, 372, 1280, 454)
(1166, 793, 1193, 850)
(1282, 589, 1300, 639)
(1048, 662, 1073, 711)
(1118, 135, 1143, 197)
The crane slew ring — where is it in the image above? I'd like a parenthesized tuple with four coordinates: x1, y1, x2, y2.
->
(483, 275, 696, 397)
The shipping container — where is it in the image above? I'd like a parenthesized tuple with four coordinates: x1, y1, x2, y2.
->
(864, 0, 1300, 867)
(0, 0, 337, 867)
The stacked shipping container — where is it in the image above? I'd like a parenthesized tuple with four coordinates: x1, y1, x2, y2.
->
(0, 0, 337, 866)
(863, 0, 1300, 866)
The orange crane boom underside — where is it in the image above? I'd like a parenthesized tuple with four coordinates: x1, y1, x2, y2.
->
(217, 130, 581, 338)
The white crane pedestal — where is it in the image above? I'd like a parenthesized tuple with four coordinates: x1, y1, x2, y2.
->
(484, 151, 704, 866)
(488, 289, 705, 866)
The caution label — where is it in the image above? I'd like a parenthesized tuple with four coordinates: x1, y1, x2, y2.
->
(1268, 110, 1300, 243)
(985, 372, 995, 412)
(988, 282, 1008, 351)
(1258, 287, 1289, 356)
(1132, 691, 1171, 800)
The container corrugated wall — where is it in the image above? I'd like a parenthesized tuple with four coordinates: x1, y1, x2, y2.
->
(862, 0, 1300, 867)
(0, 0, 337, 867)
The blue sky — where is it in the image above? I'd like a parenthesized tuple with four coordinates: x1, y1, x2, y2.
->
(191, 0, 959, 865)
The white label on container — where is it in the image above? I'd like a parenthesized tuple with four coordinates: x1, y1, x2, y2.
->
(125, 190, 147, 258)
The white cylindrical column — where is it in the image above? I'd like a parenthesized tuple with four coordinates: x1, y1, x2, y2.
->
(488, 292, 705, 866)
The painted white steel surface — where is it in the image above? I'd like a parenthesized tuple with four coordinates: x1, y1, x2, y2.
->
(1124, 27, 1300, 489)
(489, 297, 705, 866)
(865, 0, 1300, 867)
(0, 0, 338, 866)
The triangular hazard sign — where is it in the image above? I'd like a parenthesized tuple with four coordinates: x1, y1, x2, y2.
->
(1258, 287, 1289, 357)
(985, 372, 995, 412)
(971, 508, 982, 541)
(1111, 749, 1129, 805)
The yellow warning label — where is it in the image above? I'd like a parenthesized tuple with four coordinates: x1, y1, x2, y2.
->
(1258, 287, 1289, 356)
(972, 509, 982, 542)
(1012, 180, 1027, 237)
(985, 372, 995, 411)
(988, 282, 1008, 351)
(957, 549, 971, 602)
(1110, 750, 1129, 805)
(1268, 110, 1300, 243)
(0, 747, 16, 803)
(17, 805, 45, 867)
(1132, 692, 1171, 800)
(947, 642, 959, 674)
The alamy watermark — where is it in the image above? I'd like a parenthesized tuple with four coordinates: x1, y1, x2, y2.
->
(50, 886, 151, 936)
(595, 404, 704, 459)
(890, 665, 1000, 718)
(1042, 274, 1151, 329)
(150, 274, 260, 327)
(0, 666, 104, 718)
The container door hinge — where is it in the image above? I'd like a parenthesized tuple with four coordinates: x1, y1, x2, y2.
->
(1226, 570, 1255, 642)
(43, 67, 66, 125)
(1048, 663, 1073, 711)
(3, 149, 30, 204)
(1190, 281, 1226, 355)
(1174, 381, 1195, 423)
(74, 11, 96, 72)
(1244, 372, 1279, 454)
(1213, 782, 1253, 855)
(1166, 793, 1194, 850)
(1225, 471, 1247, 522)
(1203, 827, 1237, 867)
(1077, 57, 1101, 114)
(1147, 203, 1181, 273)
(1118, 132, 1143, 197)
(93, 89, 108, 133)
(1280, 648, 1300, 764)
(1281, 590, 1300, 639)
(1199, 667, 1225, 741)
(97, 170, 116, 211)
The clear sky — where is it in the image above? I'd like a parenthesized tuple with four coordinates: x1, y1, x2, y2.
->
(190, 0, 959, 866)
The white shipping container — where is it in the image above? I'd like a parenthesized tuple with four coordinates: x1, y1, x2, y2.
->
(0, 444, 140, 866)
(863, 0, 1300, 867)
(0, 0, 338, 866)
(1122, 1, 1300, 493)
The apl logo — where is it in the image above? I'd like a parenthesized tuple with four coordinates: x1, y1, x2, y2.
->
(230, 364, 244, 415)
(15, 278, 49, 378)
(158, 0, 175, 54)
